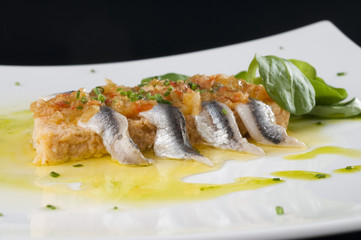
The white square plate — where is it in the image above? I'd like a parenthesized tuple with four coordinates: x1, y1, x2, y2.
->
(1, 20, 361, 239)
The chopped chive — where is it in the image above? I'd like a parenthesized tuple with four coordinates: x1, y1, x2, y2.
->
(73, 164, 84, 168)
(164, 90, 171, 97)
(49, 171, 60, 178)
(113, 206, 118, 210)
(275, 206, 284, 215)
(46, 204, 56, 210)
(76, 90, 80, 98)
(190, 83, 198, 91)
(337, 72, 346, 76)
(76, 106, 83, 110)
(81, 96, 88, 104)
(15, 82, 20, 86)
(94, 87, 101, 95)
(315, 173, 327, 179)
(97, 94, 106, 102)
(345, 166, 353, 170)
(272, 178, 281, 181)
(221, 109, 227, 115)
(90, 69, 95, 73)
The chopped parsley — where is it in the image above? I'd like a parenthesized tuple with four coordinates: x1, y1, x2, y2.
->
(15, 82, 20, 86)
(275, 206, 284, 215)
(337, 72, 347, 76)
(345, 166, 353, 170)
(49, 171, 60, 178)
(46, 204, 56, 210)
(90, 69, 96, 73)
(73, 164, 84, 168)
(76, 90, 80, 98)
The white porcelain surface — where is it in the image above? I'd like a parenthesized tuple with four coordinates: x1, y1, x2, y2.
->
(1, 21, 361, 239)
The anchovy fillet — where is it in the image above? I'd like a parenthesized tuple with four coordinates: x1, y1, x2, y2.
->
(139, 104, 214, 166)
(195, 101, 264, 155)
(78, 106, 150, 165)
(236, 98, 305, 147)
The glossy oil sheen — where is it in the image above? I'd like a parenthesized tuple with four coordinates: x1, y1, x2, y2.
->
(0, 111, 282, 204)
(284, 146, 361, 160)
(271, 170, 331, 180)
(333, 165, 361, 174)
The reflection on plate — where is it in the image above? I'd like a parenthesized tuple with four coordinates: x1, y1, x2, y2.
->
(1, 20, 361, 239)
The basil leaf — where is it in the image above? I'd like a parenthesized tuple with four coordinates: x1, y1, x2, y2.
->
(255, 54, 316, 115)
(308, 98, 361, 118)
(289, 59, 317, 80)
(309, 77, 348, 105)
(141, 73, 189, 86)
(290, 59, 348, 105)
(234, 70, 247, 79)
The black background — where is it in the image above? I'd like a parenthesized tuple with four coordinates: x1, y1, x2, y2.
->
(1, 1, 361, 239)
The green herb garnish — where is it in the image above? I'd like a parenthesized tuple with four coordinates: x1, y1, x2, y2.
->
(200, 186, 220, 191)
(46, 204, 56, 210)
(275, 206, 284, 215)
(81, 96, 88, 104)
(337, 72, 346, 76)
(315, 121, 323, 126)
(15, 82, 20, 86)
(315, 173, 327, 179)
(73, 164, 84, 168)
(345, 166, 353, 170)
(221, 109, 227, 115)
(97, 94, 106, 102)
(90, 69, 95, 73)
(272, 178, 281, 181)
(0, 213, 3, 217)
(113, 206, 118, 210)
(236, 54, 361, 118)
(76, 90, 80, 98)
(49, 171, 60, 178)
(76, 106, 83, 110)
(164, 90, 171, 97)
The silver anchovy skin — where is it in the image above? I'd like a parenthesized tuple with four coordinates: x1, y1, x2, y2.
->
(139, 104, 214, 166)
(40, 90, 76, 101)
(78, 106, 151, 165)
(195, 101, 264, 155)
(236, 98, 305, 147)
